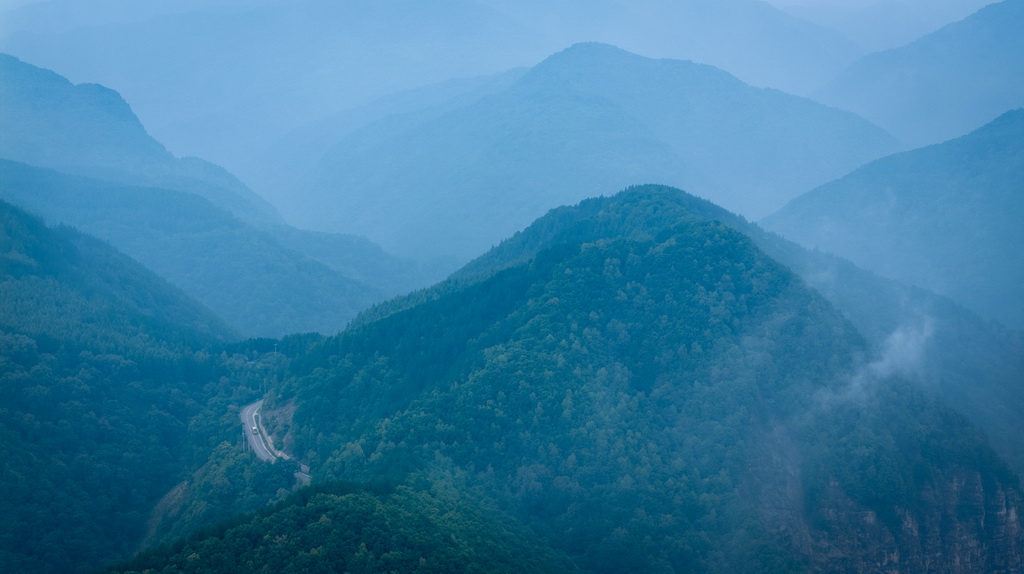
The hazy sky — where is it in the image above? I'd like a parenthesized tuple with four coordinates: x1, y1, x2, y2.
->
(764, 0, 877, 6)
(0, 0, 33, 10)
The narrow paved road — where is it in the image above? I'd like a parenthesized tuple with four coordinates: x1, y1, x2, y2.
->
(240, 400, 275, 462)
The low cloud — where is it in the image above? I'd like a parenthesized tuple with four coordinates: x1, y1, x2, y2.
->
(821, 316, 936, 407)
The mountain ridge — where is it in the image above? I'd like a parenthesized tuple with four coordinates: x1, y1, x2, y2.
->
(813, 0, 1024, 147)
(266, 186, 1023, 573)
(296, 42, 899, 260)
(762, 108, 1024, 330)
(0, 56, 446, 336)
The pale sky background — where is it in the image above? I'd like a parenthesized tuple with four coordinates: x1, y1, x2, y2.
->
(765, 0, 876, 5)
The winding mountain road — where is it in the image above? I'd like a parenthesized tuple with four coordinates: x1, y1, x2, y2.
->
(240, 400, 276, 462)
(241, 400, 311, 485)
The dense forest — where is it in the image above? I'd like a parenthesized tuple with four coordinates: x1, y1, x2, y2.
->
(241, 188, 1019, 572)
(0, 199, 298, 571)
(107, 482, 577, 574)
(3, 2, 1023, 572)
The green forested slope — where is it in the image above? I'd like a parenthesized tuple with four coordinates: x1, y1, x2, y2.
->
(263, 188, 1022, 572)
(0, 200, 237, 572)
(361, 184, 1024, 477)
(0, 159, 386, 337)
(107, 483, 577, 574)
(0, 200, 531, 572)
(0, 198, 233, 348)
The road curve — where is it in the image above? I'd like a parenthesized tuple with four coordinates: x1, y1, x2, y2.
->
(240, 400, 276, 462)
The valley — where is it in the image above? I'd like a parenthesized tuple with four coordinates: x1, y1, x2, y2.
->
(2, 1, 1022, 572)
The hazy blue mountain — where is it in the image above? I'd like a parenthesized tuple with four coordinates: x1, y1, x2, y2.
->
(0, 53, 281, 225)
(486, 0, 866, 94)
(243, 68, 528, 213)
(762, 109, 1024, 330)
(0, 159, 389, 337)
(0, 56, 444, 335)
(293, 43, 899, 261)
(813, 0, 1024, 147)
(777, 0, 994, 52)
(261, 186, 1022, 573)
(0, 0, 864, 179)
(0, 198, 232, 348)
(0, 0, 548, 174)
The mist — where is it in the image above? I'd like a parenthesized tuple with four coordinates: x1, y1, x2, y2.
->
(2, 1, 1023, 572)
(4, 1, 1014, 252)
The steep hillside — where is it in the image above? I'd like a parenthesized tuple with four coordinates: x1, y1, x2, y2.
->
(763, 109, 1024, 330)
(263, 188, 1022, 573)
(813, 0, 1024, 146)
(297, 43, 899, 260)
(0, 159, 388, 337)
(0, 198, 232, 348)
(106, 483, 577, 574)
(359, 185, 1024, 484)
(0, 199, 261, 573)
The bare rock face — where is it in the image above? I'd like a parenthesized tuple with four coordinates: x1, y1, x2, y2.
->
(749, 424, 1024, 573)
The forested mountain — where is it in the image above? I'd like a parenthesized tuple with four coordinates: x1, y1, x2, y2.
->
(0, 199, 259, 572)
(243, 187, 1023, 573)
(0, 159, 385, 337)
(813, 0, 1024, 147)
(107, 483, 577, 574)
(361, 184, 1024, 478)
(294, 43, 899, 260)
(0, 0, 863, 177)
(763, 109, 1024, 330)
(0, 56, 442, 336)
(0, 199, 232, 348)
(4, 3, 1021, 572)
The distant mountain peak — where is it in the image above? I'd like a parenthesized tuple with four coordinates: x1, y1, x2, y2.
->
(0, 54, 285, 224)
(298, 44, 898, 261)
(0, 52, 170, 165)
(762, 108, 1024, 328)
(813, 0, 1024, 146)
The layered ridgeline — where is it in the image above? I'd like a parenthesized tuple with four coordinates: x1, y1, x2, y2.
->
(779, 0, 993, 52)
(763, 109, 1024, 330)
(2, 198, 511, 573)
(814, 0, 1024, 147)
(0, 52, 279, 225)
(0, 0, 863, 174)
(0, 199, 280, 573)
(0, 199, 231, 349)
(0, 55, 438, 336)
(229, 187, 1022, 573)
(0, 158, 384, 337)
(290, 43, 899, 261)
